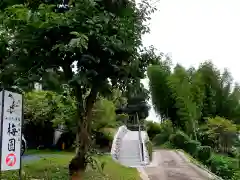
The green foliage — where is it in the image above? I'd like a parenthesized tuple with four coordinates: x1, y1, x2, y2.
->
(148, 120, 174, 146)
(152, 134, 169, 146)
(24, 91, 54, 124)
(24, 90, 118, 132)
(148, 60, 240, 139)
(100, 128, 116, 141)
(24, 90, 76, 127)
(167, 130, 202, 158)
(228, 147, 239, 158)
(169, 131, 201, 157)
(204, 116, 238, 153)
(185, 140, 201, 157)
(108, 89, 128, 108)
(158, 120, 174, 136)
(147, 63, 173, 121)
(169, 131, 190, 150)
(167, 65, 198, 138)
(232, 171, 240, 180)
(196, 146, 212, 163)
(160, 141, 175, 149)
(146, 121, 161, 140)
(208, 154, 238, 180)
(92, 98, 116, 130)
(146, 120, 173, 141)
(1, 0, 155, 94)
(94, 128, 116, 150)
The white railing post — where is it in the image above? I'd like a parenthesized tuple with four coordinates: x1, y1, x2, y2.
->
(136, 113, 144, 164)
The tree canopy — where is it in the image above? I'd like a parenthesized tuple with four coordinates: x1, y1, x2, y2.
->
(148, 60, 240, 125)
(148, 58, 240, 147)
(0, 0, 156, 178)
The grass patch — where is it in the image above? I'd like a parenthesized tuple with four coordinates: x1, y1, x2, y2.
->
(2, 153, 140, 180)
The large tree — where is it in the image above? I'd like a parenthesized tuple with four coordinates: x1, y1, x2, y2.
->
(0, 0, 155, 179)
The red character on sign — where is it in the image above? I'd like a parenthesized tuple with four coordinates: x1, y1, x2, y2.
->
(6, 153, 16, 167)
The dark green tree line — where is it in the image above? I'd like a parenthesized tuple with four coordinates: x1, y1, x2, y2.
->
(148, 59, 240, 149)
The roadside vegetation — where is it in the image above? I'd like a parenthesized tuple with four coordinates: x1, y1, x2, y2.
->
(147, 62, 240, 180)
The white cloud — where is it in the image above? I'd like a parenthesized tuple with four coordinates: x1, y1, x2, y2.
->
(142, 0, 240, 121)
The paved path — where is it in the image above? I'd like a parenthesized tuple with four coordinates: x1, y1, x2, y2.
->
(22, 154, 66, 162)
(140, 150, 214, 180)
(22, 152, 109, 162)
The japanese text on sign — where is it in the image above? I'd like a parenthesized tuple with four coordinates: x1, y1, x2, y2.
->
(0, 90, 22, 171)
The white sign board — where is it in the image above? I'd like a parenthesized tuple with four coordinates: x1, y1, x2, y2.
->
(0, 90, 22, 171)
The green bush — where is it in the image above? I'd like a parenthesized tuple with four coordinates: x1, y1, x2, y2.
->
(169, 131, 190, 149)
(152, 133, 169, 145)
(208, 154, 237, 180)
(161, 141, 174, 149)
(146, 121, 162, 140)
(184, 140, 201, 157)
(232, 171, 240, 180)
(228, 147, 239, 158)
(146, 120, 173, 141)
(94, 128, 116, 149)
(197, 146, 212, 163)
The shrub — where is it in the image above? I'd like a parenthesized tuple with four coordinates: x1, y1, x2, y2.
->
(232, 171, 240, 180)
(228, 147, 239, 158)
(197, 146, 212, 163)
(95, 128, 116, 149)
(184, 140, 201, 157)
(169, 131, 190, 149)
(146, 120, 173, 141)
(159, 120, 174, 134)
(152, 133, 169, 146)
(208, 154, 236, 179)
(161, 141, 174, 149)
(146, 121, 162, 140)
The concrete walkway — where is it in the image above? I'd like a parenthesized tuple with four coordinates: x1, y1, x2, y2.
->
(138, 150, 215, 180)
(22, 154, 67, 162)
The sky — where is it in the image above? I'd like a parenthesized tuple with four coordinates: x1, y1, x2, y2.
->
(141, 0, 240, 122)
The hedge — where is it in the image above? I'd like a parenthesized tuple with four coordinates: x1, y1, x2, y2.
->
(152, 133, 169, 146)
(169, 131, 190, 149)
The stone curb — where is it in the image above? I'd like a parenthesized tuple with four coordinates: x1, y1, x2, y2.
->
(137, 167, 150, 180)
(176, 150, 222, 180)
(137, 151, 160, 180)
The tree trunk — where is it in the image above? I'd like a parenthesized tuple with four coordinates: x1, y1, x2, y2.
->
(69, 87, 98, 180)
